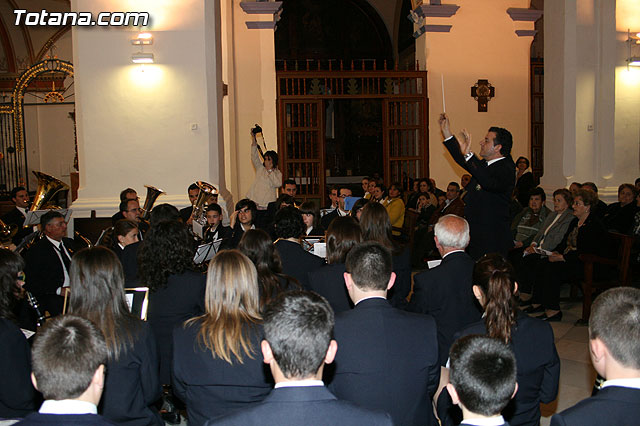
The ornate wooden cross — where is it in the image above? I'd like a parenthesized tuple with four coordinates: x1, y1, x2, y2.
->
(471, 79, 495, 112)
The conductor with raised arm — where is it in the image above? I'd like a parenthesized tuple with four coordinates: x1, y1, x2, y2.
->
(439, 113, 515, 259)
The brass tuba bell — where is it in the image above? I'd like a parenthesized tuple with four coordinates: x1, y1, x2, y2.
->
(140, 185, 165, 221)
(191, 181, 219, 224)
(30, 171, 70, 212)
(0, 218, 17, 243)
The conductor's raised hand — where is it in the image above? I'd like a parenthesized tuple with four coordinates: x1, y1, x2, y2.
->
(438, 113, 452, 139)
(458, 128, 471, 155)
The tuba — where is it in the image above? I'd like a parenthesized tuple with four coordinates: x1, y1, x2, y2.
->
(0, 219, 17, 244)
(191, 181, 218, 238)
(30, 171, 70, 213)
(140, 185, 165, 221)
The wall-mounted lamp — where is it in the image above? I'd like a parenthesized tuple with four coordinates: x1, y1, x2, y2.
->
(132, 52, 154, 64)
(626, 29, 640, 69)
(131, 31, 154, 65)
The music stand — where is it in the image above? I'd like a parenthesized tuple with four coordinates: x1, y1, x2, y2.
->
(124, 287, 150, 320)
(24, 208, 71, 227)
(194, 238, 224, 264)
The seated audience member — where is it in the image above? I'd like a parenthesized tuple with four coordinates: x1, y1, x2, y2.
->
(138, 220, 205, 422)
(326, 186, 339, 209)
(382, 182, 405, 235)
(349, 197, 369, 222)
(511, 187, 551, 249)
(16, 315, 114, 426)
(209, 291, 392, 426)
(203, 204, 232, 244)
(514, 189, 574, 305)
(361, 176, 371, 198)
(2, 186, 34, 246)
(406, 215, 482, 366)
(238, 229, 300, 309)
(321, 186, 352, 229)
(446, 335, 517, 426)
(514, 156, 535, 207)
(568, 182, 582, 196)
(120, 203, 181, 283)
(430, 178, 445, 198)
(459, 174, 472, 200)
(550, 287, 640, 426)
(0, 249, 39, 419)
(602, 183, 637, 234)
(179, 183, 200, 225)
(308, 216, 362, 314)
(581, 182, 607, 219)
(438, 254, 559, 426)
(273, 207, 324, 288)
(227, 199, 258, 249)
(69, 247, 163, 425)
(172, 250, 272, 426)
(23, 211, 78, 317)
(360, 202, 411, 308)
(370, 182, 387, 203)
(408, 178, 438, 210)
(112, 187, 138, 225)
(328, 241, 440, 426)
(429, 182, 465, 225)
(526, 189, 606, 321)
(299, 202, 324, 236)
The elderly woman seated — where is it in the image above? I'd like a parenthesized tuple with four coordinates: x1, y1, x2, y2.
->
(511, 187, 551, 249)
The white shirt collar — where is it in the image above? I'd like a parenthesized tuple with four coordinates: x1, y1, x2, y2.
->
(338, 208, 348, 216)
(354, 295, 386, 305)
(275, 380, 324, 389)
(486, 156, 505, 166)
(40, 399, 97, 415)
(443, 249, 465, 258)
(16, 206, 27, 216)
(46, 235, 62, 248)
(602, 378, 640, 390)
(461, 415, 505, 425)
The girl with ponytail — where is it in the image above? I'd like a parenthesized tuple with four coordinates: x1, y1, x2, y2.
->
(437, 254, 560, 426)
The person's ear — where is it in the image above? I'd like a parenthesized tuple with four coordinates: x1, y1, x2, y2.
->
(387, 272, 396, 290)
(343, 272, 353, 291)
(31, 373, 39, 391)
(261, 340, 274, 365)
(324, 340, 338, 365)
(513, 281, 519, 295)
(446, 383, 460, 406)
(472, 285, 483, 302)
(117, 235, 126, 245)
(511, 382, 519, 400)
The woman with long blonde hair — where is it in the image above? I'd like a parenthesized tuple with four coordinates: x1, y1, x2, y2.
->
(172, 250, 272, 426)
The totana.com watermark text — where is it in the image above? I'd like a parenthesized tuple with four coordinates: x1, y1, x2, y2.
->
(14, 10, 149, 26)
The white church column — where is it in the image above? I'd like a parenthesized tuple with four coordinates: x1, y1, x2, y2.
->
(70, 0, 229, 218)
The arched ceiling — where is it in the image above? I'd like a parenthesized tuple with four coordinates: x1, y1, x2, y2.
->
(0, 0, 71, 91)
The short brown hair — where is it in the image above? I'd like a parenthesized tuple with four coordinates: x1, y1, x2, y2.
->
(31, 315, 107, 400)
(589, 287, 640, 369)
(574, 188, 598, 208)
(552, 188, 572, 206)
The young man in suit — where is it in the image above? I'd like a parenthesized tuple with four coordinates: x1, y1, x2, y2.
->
(22, 211, 77, 316)
(550, 287, 640, 426)
(208, 291, 392, 426)
(16, 315, 115, 426)
(329, 241, 440, 426)
(439, 113, 515, 259)
(179, 183, 200, 225)
(446, 335, 517, 426)
(407, 214, 482, 366)
(320, 186, 352, 230)
(1, 186, 34, 246)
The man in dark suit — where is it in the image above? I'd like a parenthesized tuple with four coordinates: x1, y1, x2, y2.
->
(320, 186, 351, 230)
(23, 211, 77, 316)
(2, 186, 35, 246)
(264, 179, 298, 225)
(179, 183, 200, 224)
(328, 241, 440, 426)
(111, 187, 138, 225)
(446, 335, 516, 426)
(429, 182, 465, 226)
(550, 287, 640, 426)
(273, 207, 324, 288)
(439, 113, 515, 259)
(407, 214, 482, 365)
(208, 291, 392, 426)
(16, 315, 115, 426)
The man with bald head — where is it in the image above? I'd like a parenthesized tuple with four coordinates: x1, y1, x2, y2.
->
(406, 214, 482, 366)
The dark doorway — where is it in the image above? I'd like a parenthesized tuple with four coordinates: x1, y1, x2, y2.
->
(325, 99, 383, 182)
